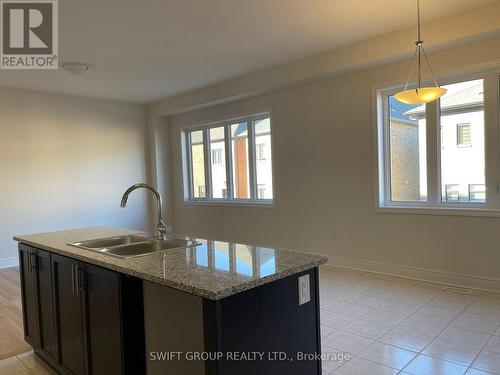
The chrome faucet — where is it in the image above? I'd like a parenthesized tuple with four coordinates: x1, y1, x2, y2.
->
(120, 183, 169, 240)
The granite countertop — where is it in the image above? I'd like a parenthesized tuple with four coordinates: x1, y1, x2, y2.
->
(14, 227, 327, 300)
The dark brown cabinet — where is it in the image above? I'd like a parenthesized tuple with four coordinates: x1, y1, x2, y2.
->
(19, 245, 58, 368)
(52, 254, 86, 375)
(36, 249, 58, 366)
(18, 244, 41, 348)
(19, 245, 145, 375)
(84, 264, 124, 375)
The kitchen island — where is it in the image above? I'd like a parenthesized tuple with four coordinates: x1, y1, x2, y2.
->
(14, 227, 327, 375)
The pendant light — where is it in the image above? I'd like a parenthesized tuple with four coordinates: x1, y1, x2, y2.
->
(394, 0, 446, 104)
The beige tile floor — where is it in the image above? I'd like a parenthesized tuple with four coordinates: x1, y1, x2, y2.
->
(2, 265, 500, 374)
(0, 351, 55, 375)
(320, 266, 500, 375)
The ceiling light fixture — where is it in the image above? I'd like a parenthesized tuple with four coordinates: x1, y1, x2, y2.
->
(394, 0, 446, 104)
(62, 62, 90, 75)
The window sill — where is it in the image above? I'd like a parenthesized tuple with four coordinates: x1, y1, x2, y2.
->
(375, 205, 500, 218)
(184, 199, 275, 208)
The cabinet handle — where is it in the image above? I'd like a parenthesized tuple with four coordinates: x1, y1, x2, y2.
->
(30, 253, 36, 271)
(71, 265, 77, 294)
(27, 252, 31, 273)
(76, 268, 84, 295)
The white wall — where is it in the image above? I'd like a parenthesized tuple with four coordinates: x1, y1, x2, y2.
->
(150, 35, 500, 284)
(0, 87, 149, 264)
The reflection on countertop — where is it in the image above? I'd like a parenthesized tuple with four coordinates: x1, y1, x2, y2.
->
(186, 240, 276, 277)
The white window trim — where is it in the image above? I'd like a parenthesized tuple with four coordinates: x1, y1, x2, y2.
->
(181, 111, 275, 207)
(373, 65, 500, 217)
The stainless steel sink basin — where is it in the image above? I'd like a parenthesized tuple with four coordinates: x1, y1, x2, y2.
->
(69, 235, 198, 259)
(101, 239, 195, 258)
(71, 234, 152, 250)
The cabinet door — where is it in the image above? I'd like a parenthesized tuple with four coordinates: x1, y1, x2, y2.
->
(18, 244, 40, 348)
(82, 263, 123, 375)
(52, 254, 86, 375)
(34, 249, 58, 365)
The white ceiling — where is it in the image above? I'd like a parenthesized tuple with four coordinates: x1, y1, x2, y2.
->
(0, 0, 496, 103)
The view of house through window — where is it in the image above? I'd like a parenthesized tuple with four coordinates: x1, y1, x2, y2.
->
(379, 77, 488, 209)
(254, 118, 273, 200)
(231, 122, 250, 199)
(209, 127, 227, 198)
(439, 79, 485, 202)
(189, 130, 206, 198)
(184, 114, 273, 203)
(388, 96, 427, 202)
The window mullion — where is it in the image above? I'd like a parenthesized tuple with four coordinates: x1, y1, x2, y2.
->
(426, 101, 439, 205)
(247, 117, 257, 199)
(204, 128, 212, 199)
(225, 124, 234, 199)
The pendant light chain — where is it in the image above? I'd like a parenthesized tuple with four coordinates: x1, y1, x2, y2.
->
(402, 0, 440, 91)
(417, 0, 440, 88)
(417, 0, 421, 43)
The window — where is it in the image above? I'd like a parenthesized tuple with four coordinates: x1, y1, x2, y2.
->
(256, 143, 266, 160)
(212, 149, 223, 165)
(469, 184, 486, 202)
(457, 123, 472, 146)
(183, 113, 273, 204)
(198, 185, 206, 198)
(257, 184, 265, 199)
(445, 184, 460, 202)
(376, 76, 493, 212)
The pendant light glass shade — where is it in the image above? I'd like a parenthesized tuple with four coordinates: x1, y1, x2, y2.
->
(394, 0, 445, 105)
(394, 87, 447, 104)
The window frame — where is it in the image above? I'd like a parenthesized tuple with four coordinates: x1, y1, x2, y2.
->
(374, 68, 500, 216)
(181, 111, 275, 207)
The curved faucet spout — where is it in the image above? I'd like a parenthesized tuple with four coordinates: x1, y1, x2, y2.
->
(120, 183, 168, 240)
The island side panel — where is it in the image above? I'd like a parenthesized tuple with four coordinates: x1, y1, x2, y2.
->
(203, 267, 321, 375)
(143, 280, 206, 374)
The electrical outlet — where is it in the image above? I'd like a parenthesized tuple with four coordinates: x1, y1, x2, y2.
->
(298, 274, 310, 305)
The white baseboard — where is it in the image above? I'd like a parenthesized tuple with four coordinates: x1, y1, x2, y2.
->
(326, 255, 500, 293)
(0, 257, 19, 269)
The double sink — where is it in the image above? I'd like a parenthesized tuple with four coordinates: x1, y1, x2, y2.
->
(69, 234, 198, 259)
